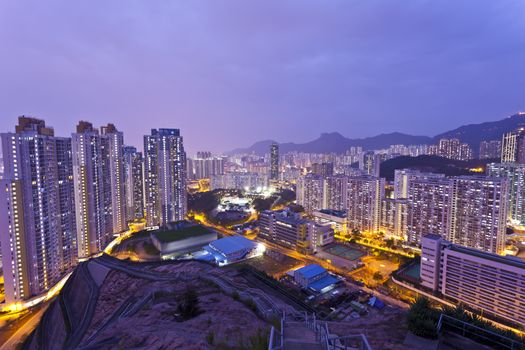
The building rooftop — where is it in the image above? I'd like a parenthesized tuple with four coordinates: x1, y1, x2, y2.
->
(308, 275, 340, 292)
(449, 244, 525, 270)
(152, 224, 213, 243)
(209, 235, 256, 255)
(295, 264, 327, 279)
(422, 233, 443, 241)
(318, 209, 347, 218)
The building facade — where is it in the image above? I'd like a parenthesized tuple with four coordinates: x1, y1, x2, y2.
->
(72, 121, 112, 258)
(479, 140, 501, 159)
(143, 129, 187, 227)
(487, 163, 525, 226)
(448, 176, 508, 255)
(0, 117, 77, 303)
(270, 143, 279, 181)
(123, 146, 144, 221)
(346, 175, 384, 233)
(420, 234, 525, 326)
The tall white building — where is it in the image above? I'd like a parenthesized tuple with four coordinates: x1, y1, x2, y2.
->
(296, 173, 325, 214)
(143, 129, 187, 227)
(0, 117, 77, 303)
(487, 163, 525, 226)
(323, 175, 348, 211)
(359, 151, 381, 177)
(501, 128, 525, 164)
(101, 124, 126, 234)
(123, 146, 144, 221)
(449, 176, 508, 255)
(406, 173, 452, 244)
(72, 121, 114, 258)
(346, 175, 384, 233)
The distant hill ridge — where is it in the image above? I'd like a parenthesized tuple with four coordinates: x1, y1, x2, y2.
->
(228, 112, 525, 155)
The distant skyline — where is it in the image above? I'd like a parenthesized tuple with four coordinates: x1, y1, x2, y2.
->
(1, 1, 525, 154)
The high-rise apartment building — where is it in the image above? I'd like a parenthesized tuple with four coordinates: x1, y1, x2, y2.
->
(359, 151, 380, 177)
(421, 234, 525, 326)
(449, 176, 507, 255)
(143, 129, 187, 227)
(438, 138, 473, 161)
(55, 137, 78, 271)
(72, 122, 111, 258)
(311, 162, 334, 176)
(296, 173, 325, 214)
(323, 175, 348, 211)
(123, 146, 144, 221)
(380, 198, 407, 239)
(210, 172, 267, 191)
(405, 170, 507, 254)
(479, 140, 502, 159)
(100, 124, 126, 234)
(501, 129, 525, 164)
(190, 153, 225, 180)
(270, 143, 279, 180)
(487, 163, 525, 226)
(406, 173, 451, 244)
(346, 175, 384, 233)
(0, 117, 77, 303)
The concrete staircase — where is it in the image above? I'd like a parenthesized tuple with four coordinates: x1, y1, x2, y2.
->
(283, 320, 323, 350)
(268, 312, 372, 350)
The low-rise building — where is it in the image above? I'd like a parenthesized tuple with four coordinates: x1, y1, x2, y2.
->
(420, 234, 525, 326)
(294, 264, 340, 293)
(259, 209, 333, 253)
(151, 223, 218, 258)
(203, 235, 263, 266)
(312, 209, 348, 235)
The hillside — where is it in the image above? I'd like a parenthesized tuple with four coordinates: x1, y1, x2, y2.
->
(229, 112, 525, 155)
(379, 155, 497, 181)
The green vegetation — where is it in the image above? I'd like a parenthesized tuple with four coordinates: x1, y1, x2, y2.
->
(252, 197, 275, 212)
(242, 298, 258, 313)
(407, 297, 439, 339)
(206, 330, 215, 345)
(380, 155, 494, 180)
(407, 297, 525, 345)
(177, 288, 201, 320)
(247, 328, 270, 350)
(188, 190, 221, 213)
(153, 225, 212, 243)
(372, 271, 383, 281)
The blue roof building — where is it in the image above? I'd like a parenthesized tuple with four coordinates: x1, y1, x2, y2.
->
(202, 235, 262, 266)
(294, 264, 340, 293)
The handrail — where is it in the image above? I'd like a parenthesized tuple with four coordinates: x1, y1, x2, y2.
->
(437, 313, 524, 349)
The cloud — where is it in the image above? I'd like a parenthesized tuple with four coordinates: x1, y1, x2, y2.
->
(1, 0, 524, 153)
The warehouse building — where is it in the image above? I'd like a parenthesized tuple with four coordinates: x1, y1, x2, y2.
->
(202, 235, 264, 266)
(151, 222, 218, 258)
(293, 264, 340, 293)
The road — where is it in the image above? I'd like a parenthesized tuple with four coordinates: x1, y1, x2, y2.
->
(0, 304, 49, 350)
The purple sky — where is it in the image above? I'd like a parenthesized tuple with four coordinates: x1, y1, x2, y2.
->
(1, 1, 525, 154)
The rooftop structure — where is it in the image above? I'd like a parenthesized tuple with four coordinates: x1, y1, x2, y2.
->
(293, 264, 340, 293)
(203, 235, 263, 266)
(151, 223, 217, 258)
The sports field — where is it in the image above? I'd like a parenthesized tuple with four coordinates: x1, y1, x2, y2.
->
(324, 244, 365, 261)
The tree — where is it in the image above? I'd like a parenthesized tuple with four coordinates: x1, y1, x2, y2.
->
(407, 297, 439, 339)
(178, 288, 201, 320)
(372, 271, 383, 281)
